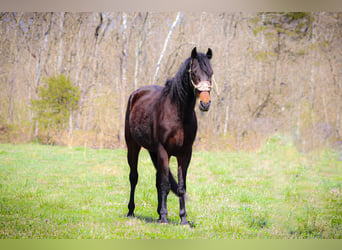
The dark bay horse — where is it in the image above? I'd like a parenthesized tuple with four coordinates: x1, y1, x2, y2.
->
(125, 47, 214, 225)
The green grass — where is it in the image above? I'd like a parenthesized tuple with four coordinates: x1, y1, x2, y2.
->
(0, 136, 341, 238)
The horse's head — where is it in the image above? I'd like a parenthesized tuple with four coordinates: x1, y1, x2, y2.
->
(189, 47, 213, 112)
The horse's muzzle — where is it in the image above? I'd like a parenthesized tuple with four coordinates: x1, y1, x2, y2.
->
(199, 100, 211, 112)
(198, 91, 211, 112)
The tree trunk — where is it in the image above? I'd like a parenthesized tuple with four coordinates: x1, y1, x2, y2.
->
(153, 12, 182, 85)
(57, 12, 65, 75)
(337, 79, 342, 138)
(34, 13, 54, 140)
(68, 110, 73, 144)
(118, 12, 129, 146)
(134, 13, 149, 90)
(6, 13, 22, 123)
(223, 90, 231, 136)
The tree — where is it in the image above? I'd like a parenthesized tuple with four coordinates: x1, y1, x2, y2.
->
(31, 74, 80, 144)
(1, 12, 341, 150)
(153, 12, 182, 85)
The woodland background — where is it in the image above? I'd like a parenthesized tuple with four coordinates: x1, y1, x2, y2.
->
(0, 12, 341, 152)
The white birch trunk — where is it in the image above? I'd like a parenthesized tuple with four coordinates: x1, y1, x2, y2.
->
(153, 12, 182, 85)
(57, 12, 65, 74)
(119, 12, 128, 146)
(134, 13, 149, 90)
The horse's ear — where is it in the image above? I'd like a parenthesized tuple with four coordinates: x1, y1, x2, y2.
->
(191, 47, 198, 59)
(206, 48, 212, 59)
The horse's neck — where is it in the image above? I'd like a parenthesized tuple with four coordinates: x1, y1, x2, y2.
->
(178, 80, 196, 118)
(163, 75, 196, 119)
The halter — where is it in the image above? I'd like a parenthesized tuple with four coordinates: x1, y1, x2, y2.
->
(189, 60, 218, 94)
(188, 60, 212, 92)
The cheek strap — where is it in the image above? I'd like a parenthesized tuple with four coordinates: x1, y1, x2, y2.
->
(188, 59, 219, 94)
(188, 66, 212, 92)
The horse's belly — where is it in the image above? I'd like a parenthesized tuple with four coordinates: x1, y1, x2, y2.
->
(130, 124, 153, 149)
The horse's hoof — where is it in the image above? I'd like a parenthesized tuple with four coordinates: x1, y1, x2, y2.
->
(180, 220, 190, 227)
(127, 212, 135, 218)
(158, 218, 168, 224)
(184, 223, 191, 228)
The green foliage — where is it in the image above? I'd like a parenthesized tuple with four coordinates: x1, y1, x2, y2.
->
(254, 51, 277, 62)
(254, 12, 312, 38)
(31, 75, 80, 131)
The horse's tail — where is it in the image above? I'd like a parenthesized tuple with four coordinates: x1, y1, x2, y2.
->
(125, 94, 133, 127)
(126, 93, 134, 117)
(169, 169, 181, 197)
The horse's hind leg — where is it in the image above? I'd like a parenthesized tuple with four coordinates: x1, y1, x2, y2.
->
(148, 151, 162, 217)
(127, 140, 141, 217)
(149, 151, 179, 221)
(155, 146, 171, 223)
(149, 148, 170, 223)
(177, 151, 192, 225)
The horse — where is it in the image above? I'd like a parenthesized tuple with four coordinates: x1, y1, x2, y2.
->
(125, 47, 214, 225)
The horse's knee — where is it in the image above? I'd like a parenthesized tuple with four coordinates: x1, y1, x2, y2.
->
(177, 186, 186, 196)
(160, 181, 170, 194)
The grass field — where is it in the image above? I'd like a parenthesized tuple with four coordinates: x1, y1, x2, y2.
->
(0, 135, 341, 239)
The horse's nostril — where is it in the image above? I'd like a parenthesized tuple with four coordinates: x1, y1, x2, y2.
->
(200, 100, 211, 111)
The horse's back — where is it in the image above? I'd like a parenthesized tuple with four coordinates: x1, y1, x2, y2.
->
(127, 85, 162, 112)
(125, 85, 163, 149)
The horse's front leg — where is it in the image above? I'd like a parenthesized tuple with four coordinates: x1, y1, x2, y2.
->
(156, 145, 170, 223)
(177, 151, 192, 225)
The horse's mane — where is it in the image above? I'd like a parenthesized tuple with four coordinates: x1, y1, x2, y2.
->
(161, 53, 212, 107)
(162, 57, 192, 106)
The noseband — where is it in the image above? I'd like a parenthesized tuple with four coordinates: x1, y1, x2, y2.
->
(188, 60, 212, 92)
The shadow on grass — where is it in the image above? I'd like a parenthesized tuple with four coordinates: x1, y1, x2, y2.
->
(125, 214, 196, 228)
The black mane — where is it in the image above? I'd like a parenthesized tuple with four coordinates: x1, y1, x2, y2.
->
(162, 57, 193, 107)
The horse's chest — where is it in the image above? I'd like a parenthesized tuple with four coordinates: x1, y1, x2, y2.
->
(163, 125, 196, 155)
(167, 129, 184, 148)
(157, 106, 197, 154)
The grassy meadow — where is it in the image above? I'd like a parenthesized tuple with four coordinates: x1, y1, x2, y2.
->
(0, 135, 341, 239)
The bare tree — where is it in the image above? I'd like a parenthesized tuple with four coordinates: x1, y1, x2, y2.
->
(118, 12, 129, 145)
(134, 13, 149, 90)
(153, 12, 182, 85)
(1, 12, 341, 150)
